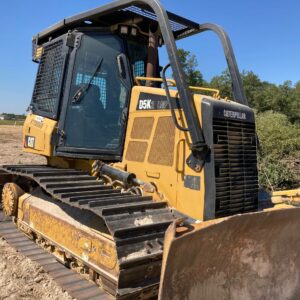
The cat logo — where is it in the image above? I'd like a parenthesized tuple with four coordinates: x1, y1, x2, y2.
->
(25, 136, 35, 148)
(138, 99, 152, 110)
(223, 109, 246, 120)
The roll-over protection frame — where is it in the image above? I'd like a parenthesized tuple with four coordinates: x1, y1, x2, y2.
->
(34, 0, 248, 166)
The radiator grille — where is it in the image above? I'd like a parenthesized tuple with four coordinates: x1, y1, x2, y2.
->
(213, 118, 258, 217)
(148, 117, 175, 166)
(131, 117, 154, 140)
(32, 40, 64, 114)
(125, 141, 148, 162)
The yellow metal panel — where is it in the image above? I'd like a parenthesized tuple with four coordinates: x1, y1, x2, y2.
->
(22, 114, 94, 172)
(20, 194, 118, 275)
(121, 86, 207, 220)
(23, 114, 57, 157)
(272, 189, 300, 197)
(34, 46, 43, 60)
(48, 156, 93, 173)
(175, 94, 206, 220)
(272, 188, 300, 204)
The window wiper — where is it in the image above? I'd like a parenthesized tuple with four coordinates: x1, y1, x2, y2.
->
(72, 57, 104, 103)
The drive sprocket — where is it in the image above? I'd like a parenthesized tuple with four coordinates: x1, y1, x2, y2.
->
(2, 183, 24, 217)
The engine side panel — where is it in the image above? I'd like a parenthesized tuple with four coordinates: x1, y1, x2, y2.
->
(122, 86, 206, 221)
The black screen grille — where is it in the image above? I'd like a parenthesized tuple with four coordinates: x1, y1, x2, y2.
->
(213, 118, 258, 217)
(123, 6, 188, 32)
(32, 40, 64, 114)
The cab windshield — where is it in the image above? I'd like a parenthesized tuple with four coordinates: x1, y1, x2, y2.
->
(63, 33, 130, 152)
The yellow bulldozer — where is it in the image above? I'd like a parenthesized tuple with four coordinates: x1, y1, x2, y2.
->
(1, 1, 300, 299)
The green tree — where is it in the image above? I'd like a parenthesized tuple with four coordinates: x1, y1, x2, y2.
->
(277, 81, 299, 123)
(295, 81, 300, 96)
(241, 71, 270, 111)
(177, 49, 205, 86)
(209, 69, 232, 99)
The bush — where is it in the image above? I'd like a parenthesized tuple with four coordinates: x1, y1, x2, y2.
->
(256, 111, 300, 190)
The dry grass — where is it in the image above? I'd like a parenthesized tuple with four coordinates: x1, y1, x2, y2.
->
(0, 120, 24, 126)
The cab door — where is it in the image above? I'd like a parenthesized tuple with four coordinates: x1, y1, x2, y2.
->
(56, 32, 132, 160)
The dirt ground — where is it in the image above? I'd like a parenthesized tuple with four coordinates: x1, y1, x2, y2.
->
(0, 125, 45, 165)
(0, 237, 71, 300)
(0, 126, 71, 300)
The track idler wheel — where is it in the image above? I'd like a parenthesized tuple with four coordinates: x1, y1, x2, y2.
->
(2, 183, 24, 217)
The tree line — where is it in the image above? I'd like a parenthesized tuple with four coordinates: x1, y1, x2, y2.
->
(0, 113, 26, 121)
(178, 49, 300, 190)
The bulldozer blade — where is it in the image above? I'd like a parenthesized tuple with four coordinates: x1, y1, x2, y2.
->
(159, 207, 300, 300)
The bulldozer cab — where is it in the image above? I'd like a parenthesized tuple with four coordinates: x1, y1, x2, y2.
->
(32, 29, 147, 159)
(30, 0, 247, 162)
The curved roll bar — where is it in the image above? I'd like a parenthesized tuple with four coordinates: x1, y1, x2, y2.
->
(197, 23, 248, 106)
(36, 0, 248, 155)
(129, 1, 248, 150)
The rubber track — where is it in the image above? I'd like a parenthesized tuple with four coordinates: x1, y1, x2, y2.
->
(0, 211, 112, 300)
(0, 165, 177, 294)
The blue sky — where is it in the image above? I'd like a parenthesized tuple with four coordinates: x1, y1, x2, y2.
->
(0, 0, 299, 114)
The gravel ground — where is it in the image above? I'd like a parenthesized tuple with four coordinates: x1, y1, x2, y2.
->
(0, 125, 72, 300)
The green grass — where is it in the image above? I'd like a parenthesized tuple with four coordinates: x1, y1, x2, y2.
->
(0, 120, 24, 126)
